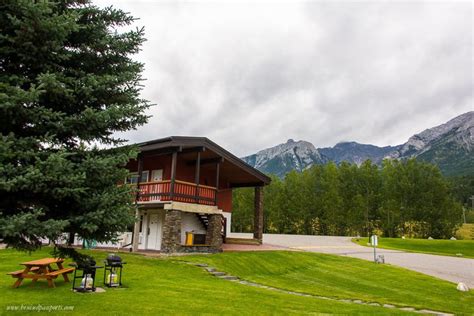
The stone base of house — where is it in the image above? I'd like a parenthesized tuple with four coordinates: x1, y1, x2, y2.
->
(181, 245, 222, 253)
(161, 209, 223, 254)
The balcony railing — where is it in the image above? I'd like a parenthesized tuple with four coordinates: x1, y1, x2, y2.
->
(135, 180, 217, 206)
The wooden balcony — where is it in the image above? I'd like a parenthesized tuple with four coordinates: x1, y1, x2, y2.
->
(135, 180, 217, 206)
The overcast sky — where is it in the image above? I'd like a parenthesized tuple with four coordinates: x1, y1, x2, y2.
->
(96, 0, 473, 157)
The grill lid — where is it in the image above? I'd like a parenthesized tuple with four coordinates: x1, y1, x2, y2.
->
(77, 258, 97, 269)
(106, 254, 122, 264)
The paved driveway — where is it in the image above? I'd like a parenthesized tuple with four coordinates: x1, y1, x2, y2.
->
(229, 233, 474, 287)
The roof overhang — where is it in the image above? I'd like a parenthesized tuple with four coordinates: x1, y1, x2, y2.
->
(135, 136, 271, 187)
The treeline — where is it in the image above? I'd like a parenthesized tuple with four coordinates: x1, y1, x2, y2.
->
(449, 175, 474, 223)
(232, 159, 464, 239)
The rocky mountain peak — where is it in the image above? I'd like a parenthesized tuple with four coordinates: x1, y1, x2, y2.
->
(396, 111, 473, 157)
(242, 111, 473, 177)
(242, 139, 324, 177)
(242, 111, 474, 177)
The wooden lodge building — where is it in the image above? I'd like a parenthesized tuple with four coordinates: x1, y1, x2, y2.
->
(127, 136, 271, 253)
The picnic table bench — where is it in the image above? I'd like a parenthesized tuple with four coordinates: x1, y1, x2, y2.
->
(7, 258, 75, 288)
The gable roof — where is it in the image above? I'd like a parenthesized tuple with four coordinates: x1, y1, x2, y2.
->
(136, 136, 271, 186)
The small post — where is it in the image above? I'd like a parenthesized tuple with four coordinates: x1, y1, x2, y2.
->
(135, 154, 144, 201)
(132, 154, 144, 252)
(371, 235, 378, 263)
(374, 241, 377, 262)
(195, 151, 201, 203)
(170, 151, 177, 199)
(214, 161, 220, 205)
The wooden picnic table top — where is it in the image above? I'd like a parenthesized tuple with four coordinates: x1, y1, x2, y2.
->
(21, 258, 64, 266)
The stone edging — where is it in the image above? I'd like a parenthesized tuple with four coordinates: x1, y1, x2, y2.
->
(184, 262, 453, 316)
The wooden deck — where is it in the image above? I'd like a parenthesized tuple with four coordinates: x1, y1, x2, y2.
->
(135, 180, 217, 206)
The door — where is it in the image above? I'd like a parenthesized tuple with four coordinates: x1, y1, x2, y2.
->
(146, 213, 162, 250)
(151, 169, 163, 181)
(150, 169, 164, 201)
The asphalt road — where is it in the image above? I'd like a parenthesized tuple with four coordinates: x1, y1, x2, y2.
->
(229, 233, 474, 287)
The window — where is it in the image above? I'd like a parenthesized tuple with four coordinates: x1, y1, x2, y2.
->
(125, 171, 149, 184)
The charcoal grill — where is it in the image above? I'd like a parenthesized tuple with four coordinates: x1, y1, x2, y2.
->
(70, 258, 103, 292)
(103, 254, 126, 287)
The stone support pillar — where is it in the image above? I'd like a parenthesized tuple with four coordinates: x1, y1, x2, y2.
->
(161, 210, 182, 253)
(205, 214, 223, 251)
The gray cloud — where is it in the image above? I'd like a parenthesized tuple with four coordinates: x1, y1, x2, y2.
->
(97, 0, 473, 156)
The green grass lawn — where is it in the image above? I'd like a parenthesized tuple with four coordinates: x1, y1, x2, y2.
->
(0, 247, 405, 315)
(352, 237, 474, 258)
(178, 251, 474, 315)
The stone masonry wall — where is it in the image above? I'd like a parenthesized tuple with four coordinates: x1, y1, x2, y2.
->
(205, 214, 223, 251)
(161, 210, 182, 253)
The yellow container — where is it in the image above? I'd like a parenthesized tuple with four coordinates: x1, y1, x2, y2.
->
(185, 232, 194, 246)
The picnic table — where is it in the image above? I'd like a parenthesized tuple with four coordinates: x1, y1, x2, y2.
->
(7, 258, 75, 288)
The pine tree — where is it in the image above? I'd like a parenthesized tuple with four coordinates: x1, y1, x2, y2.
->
(0, 1, 151, 253)
(231, 188, 254, 232)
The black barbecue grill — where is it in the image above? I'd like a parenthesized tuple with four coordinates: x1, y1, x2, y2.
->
(103, 254, 126, 287)
(70, 258, 103, 292)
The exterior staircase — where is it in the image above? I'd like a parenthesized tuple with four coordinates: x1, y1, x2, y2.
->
(196, 213, 209, 228)
(195, 213, 227, 242)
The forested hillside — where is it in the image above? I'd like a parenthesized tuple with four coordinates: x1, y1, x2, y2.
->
(232, 159, 463, 238)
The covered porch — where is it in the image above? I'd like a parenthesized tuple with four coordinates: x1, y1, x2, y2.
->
(127, 136, 271, 253)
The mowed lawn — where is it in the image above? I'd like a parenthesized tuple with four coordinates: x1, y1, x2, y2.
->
(0, 248, 402, 315)
(179, 251, 474, 315)
(353, 237, 474, 258)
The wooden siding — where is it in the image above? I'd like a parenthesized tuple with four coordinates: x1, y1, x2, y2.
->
(126, 154, 233, 212)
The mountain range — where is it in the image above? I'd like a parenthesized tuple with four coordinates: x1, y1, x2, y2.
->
(242, 111, 474, 177)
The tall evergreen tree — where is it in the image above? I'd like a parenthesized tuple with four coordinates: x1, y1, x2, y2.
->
(231, 188, 254, 233)
(263, 175, 285, 233)
(0, 1, 150, 253)
(338, 162, 365, 235)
